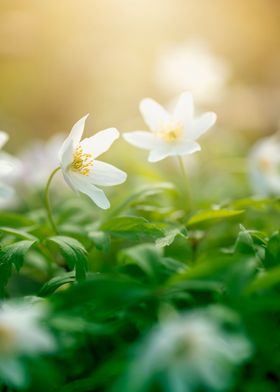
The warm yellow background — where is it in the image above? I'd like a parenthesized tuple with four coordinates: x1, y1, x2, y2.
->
(0, 0, 279, 149)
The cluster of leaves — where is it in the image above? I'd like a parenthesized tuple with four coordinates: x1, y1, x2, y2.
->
(1, 182, 280, 391)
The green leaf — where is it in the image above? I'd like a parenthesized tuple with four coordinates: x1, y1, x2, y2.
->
(264, 232, 280, 269)
(46, 236, 88, 281)
(234, 226, 257, 256)
(187, 208, 244, 227)
(101, 216, 163, 241)
(0, 240, 36, 293)
(155, 227, 187, 248)
(51, 274, 149, 315)
(106, 182, 175, 218)
(88, 231, 111, 252)
(118, 244, 186, 283)
(0, 226, 38, 241)
(231, 197, 280, 210)
(0, 212, 34, 228)
(247, 265, 280, 294)
(38, 272, 76, 297)
(168, 255, 233, 285)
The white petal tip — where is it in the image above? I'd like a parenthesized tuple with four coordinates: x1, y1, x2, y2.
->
(0, 131, 9, 149)
(139, 98, 155, 113)
(112, 128, 120, 138)
(119, 171, 128, 184)
(100, 203, 110, 210)
(122, 132, 132, 142)
(209, 112, 217, 126)
(148, 155, 164, 163)
(76, 113, 90, 126)
(103, 127, 120, 140)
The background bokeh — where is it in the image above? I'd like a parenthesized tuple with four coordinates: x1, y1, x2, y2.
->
(0, 0, 280, 151)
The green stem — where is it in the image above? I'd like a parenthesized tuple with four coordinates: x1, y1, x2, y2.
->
(44, 167, 61, 234)
(177, 156, 193, 211)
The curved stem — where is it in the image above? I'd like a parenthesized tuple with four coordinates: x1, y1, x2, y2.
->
(44, 167, 61, 234)
(177, 156, 193, 211)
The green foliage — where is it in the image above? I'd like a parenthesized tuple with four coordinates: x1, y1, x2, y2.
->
(101, 215, 164, 241)
(45, 236, 88, 281)
(187, 208, 244, 226)
(0, 240, 36, 295)
(1, 180, 280, 392)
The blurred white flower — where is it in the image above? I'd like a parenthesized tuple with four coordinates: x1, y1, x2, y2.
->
(0, 131, 22, 207)
(248, 132, 280, 196)
(0, 301, 55, 357)
(19, 133, 66, 188)
(155, 40, 231, 104)
(123, 92, 216, 162)
(59, 115, 127, 209)
(120, 308, 251, 392)
(0, 131, 9, 149)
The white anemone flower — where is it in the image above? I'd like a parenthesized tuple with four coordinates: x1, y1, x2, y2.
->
(123, 92, 216, 163)
(0, 301, 55, 357)
(59, 115, 127, 209)
(19, 133, 66, 188)
(119, 308, 251, 392)
(0, 131, 22, 205)
(248, 132, 280, 196)
(155, 40, 231, 104)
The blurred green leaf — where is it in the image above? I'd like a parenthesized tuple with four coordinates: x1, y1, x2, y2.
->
(106, 183, 175, 218)
(101, 216, 164, 241)
(246, 265, 280, 293)
(231, 197, 280, 210)
(38, 272, 76, 297)
(0, 240, 36, 294)
(46, 236, 88, 281)
(187, 209, 244, 227)
(155, 227, 187, 248)
(264, 232, 280, 269)
(0, 226, 38, 241)
(88, 231, 111, 252)
(0, 212, 34, 228)
(119, 244, 186, 283)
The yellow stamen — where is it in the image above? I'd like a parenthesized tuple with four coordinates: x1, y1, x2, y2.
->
(70, 145, 93, 176)
(157, 122, 183, 142)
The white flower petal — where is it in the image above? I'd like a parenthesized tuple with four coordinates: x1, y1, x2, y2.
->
(60, 138, 74, 170)
(59, 114, 88, 166)
(68, 114, 89, 146)
(70, 173, 110, 209)
(173, 92, 194, 126)
(88, 160, 127, 186)
(62, 171, 78, 193)
(0, 182, 14, 200)
(0, 131, 9, 150)
(148, 140, 201, 163)
(80, 128, 119, 159)
(123, 131, 158, 150)
(140, 98, 170, 132)
(0, 155, 20, 177)
(148, 147, 171, 162)
(171, 140, 201, 156)
(189, 112, 217, 140)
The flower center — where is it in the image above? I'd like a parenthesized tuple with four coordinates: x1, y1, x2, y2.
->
(70, 145, 93, 176)
(0, 325, 16, 354)
(157, 122, 183, 142)
(259, 157, 272, 172)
